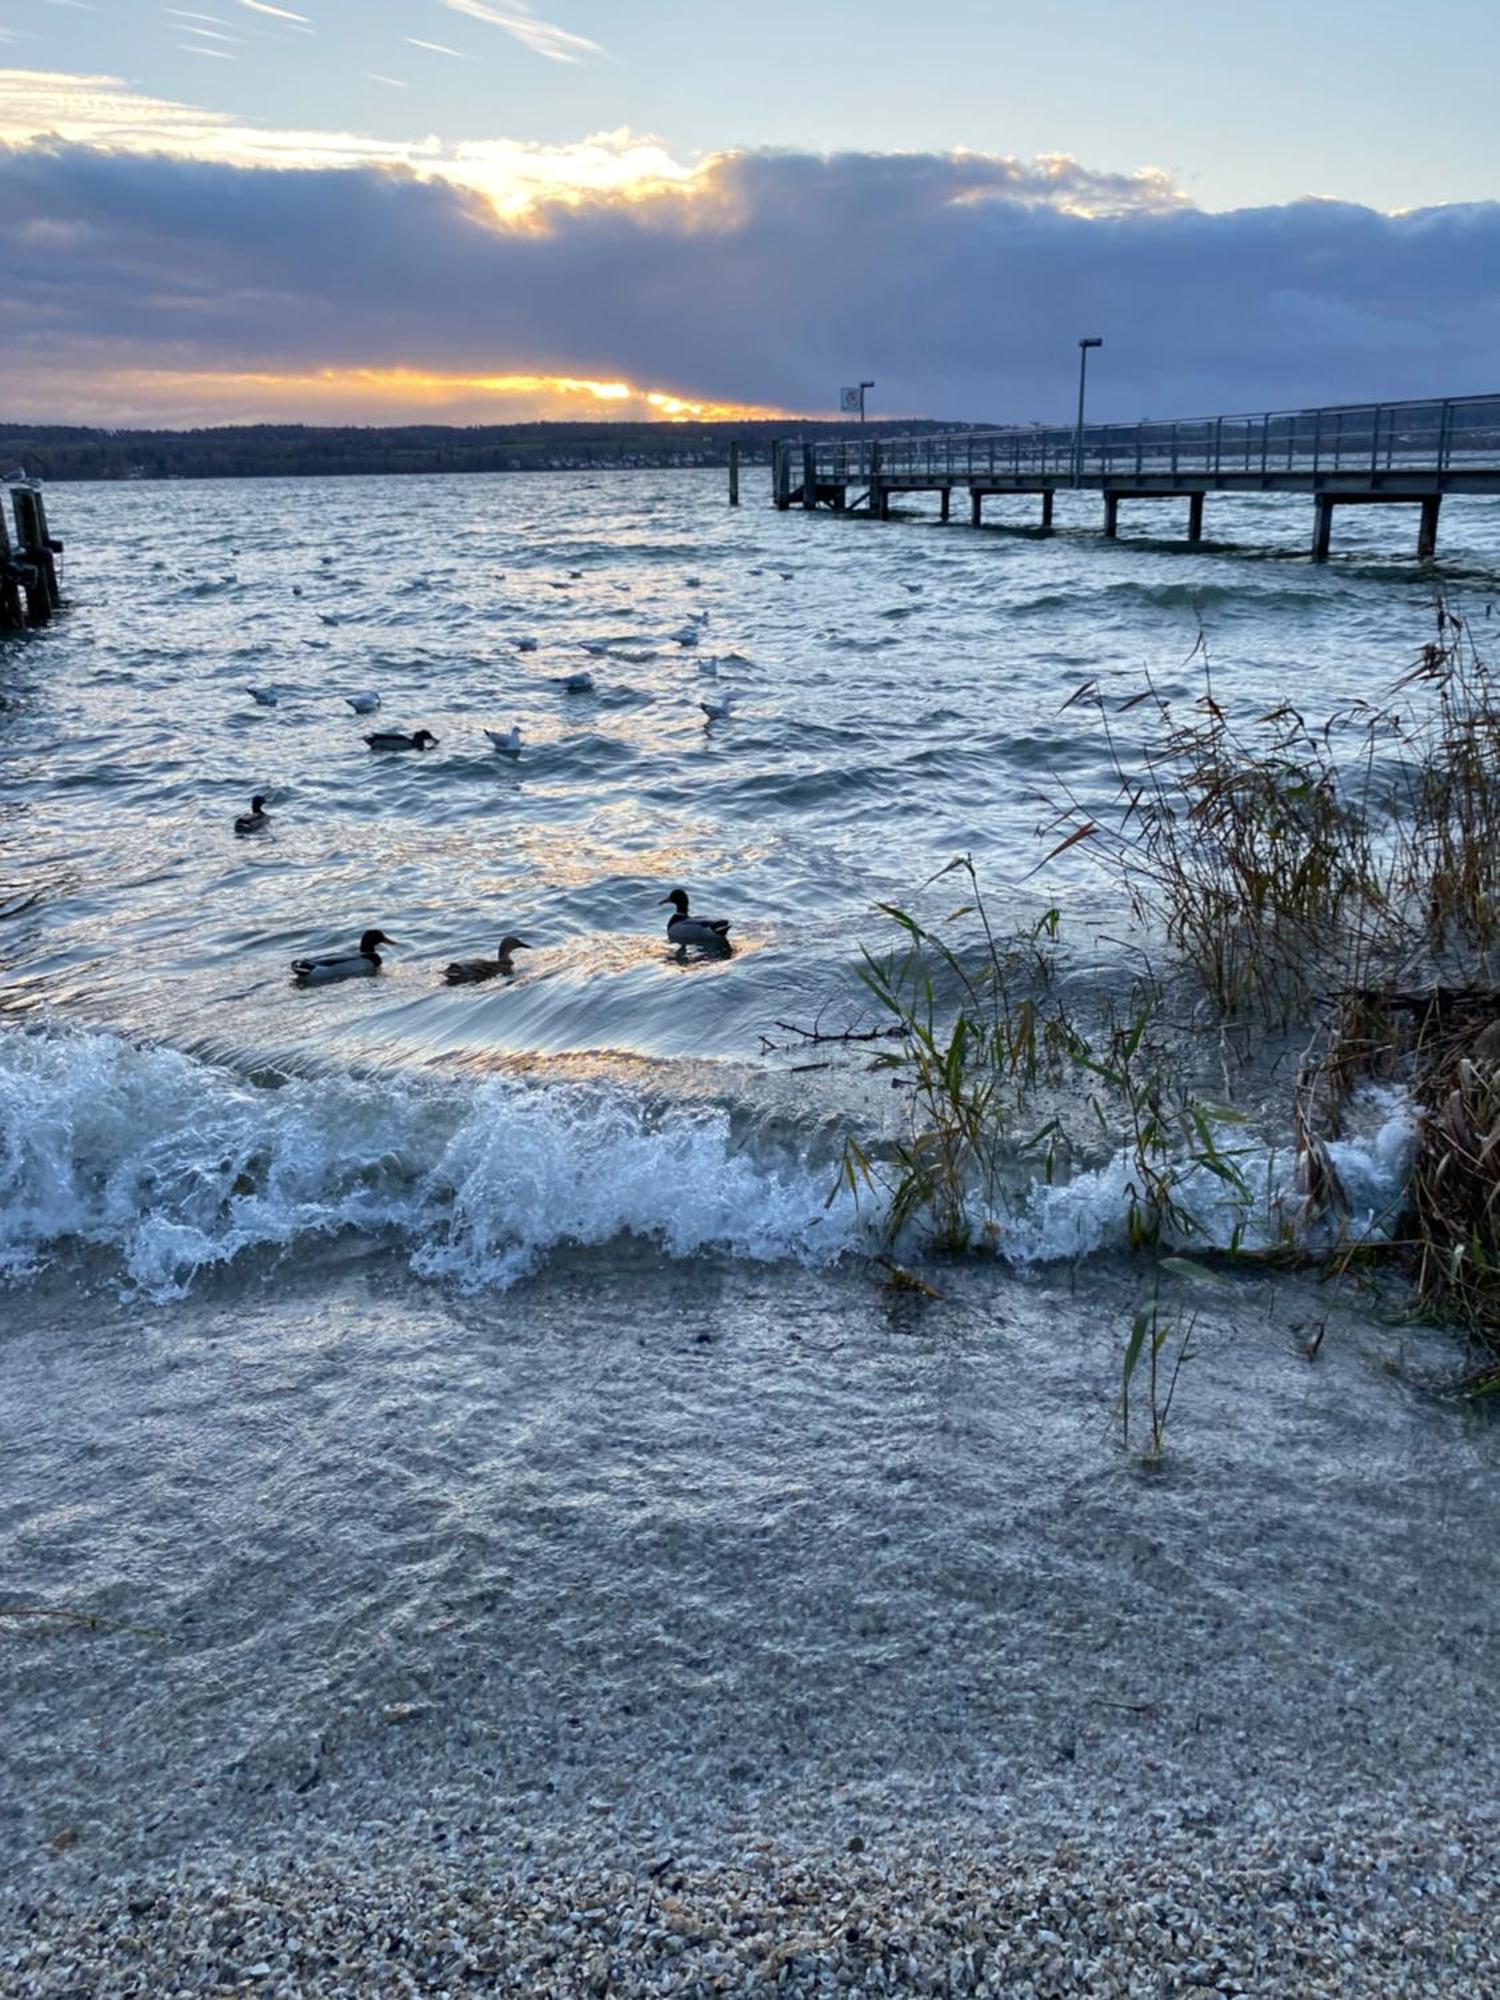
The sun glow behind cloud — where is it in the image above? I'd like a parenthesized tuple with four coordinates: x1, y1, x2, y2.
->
(20, 365, 786, 428)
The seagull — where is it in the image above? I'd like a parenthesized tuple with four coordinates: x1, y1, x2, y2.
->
(700, 691, 738, 723)
(365, 728, 438, 751)
(696, 656, 720, 677)
(318, 611, 343, 626)
(245, 686, 279, 707)
(485, 726, 523, 759)
(515, 637, 539, 653)
(443, 936, 532, 984)
(291, 928, 396, 984)
(292, 584, 304, 597)
(685, 574, 702, 587)
(561, 670, 595, 693)
(568, 569, 583, 579)
(903, 582, 924, 594)
(671, 623, 700, 647)
(661, 888, 732, 956)
(234, 794, 270, 834)
(580, 641, 610, 656)
(345, 692, 381, 714)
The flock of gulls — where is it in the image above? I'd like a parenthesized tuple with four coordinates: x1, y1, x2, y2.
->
(237, 568, 745, 984)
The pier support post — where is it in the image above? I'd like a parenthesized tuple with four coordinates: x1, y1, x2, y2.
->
(802, 445, 817, 511)
(772, 442, 790, 511)
(1417, 495, 1441, 560)
(727, 441, 740, 507)
(1040, 490, 1054, 530)
(940, 487, 950, 523)
(1103, 492, 1119, 539)
(0, 509, 24, 633)
(970, 490, 983, 527)
(1311, 496, 1334, 563)
(1188, 492, 1204, 543)
(10, 489, 54, 623)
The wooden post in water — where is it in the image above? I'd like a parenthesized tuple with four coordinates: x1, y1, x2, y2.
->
(970, 490, 983, 527)
(1311, 495, 1334, 562)
(1040, 490, 1054, 530)
(0, 507, 25, 633)
(772, 441, 791, 511)
(10, 490, 51, 624)
(1103, 492, 1120, 539)
(1417, 494, 1441, 560)
(727, 440, 740, 507)
(802, 443, 817, 510)
(12, 487, 59, 616)
(939, 487, 950, 523)
(1187, 492, 1205, 543)
(868, 440, 884, 521)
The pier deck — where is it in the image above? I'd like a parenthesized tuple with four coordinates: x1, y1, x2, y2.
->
(772, 393, 1500, 559)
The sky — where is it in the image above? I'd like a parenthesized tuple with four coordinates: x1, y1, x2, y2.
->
(1, 0, 1497, 427)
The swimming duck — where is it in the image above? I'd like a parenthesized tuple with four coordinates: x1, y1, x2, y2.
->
(245, 685, 279, 707)
(234, 794, 270, 834)
(562, 670, 595, 693)
(662, 888, 732, 954)
(516, 637, 539, 653)
(291, 928, 396, 984)
(485, 726, 523, 759)
(365, 728, 438, 751)
(699, 691, 738, 723)
(345, 691, 381, 714)
(443, 936, 532, 984)
(670, 623, 700, 647)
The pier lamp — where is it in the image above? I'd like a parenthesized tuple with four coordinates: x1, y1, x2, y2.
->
(1073, 337, 1103, 488)
(858, 380, 874, 427)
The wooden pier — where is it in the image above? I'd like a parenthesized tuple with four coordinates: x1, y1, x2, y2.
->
(0, 481, 61, 631)
(771, 393, 1500, 561)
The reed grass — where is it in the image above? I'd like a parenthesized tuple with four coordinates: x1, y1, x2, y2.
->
(832, 603, 1500, 1419)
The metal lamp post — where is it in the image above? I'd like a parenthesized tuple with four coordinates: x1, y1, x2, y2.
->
(858, 379, 874, 427)
(1073, 338, 1102, 487)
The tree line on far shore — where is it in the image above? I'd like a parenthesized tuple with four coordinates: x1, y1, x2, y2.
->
(0, 417, 972, 484)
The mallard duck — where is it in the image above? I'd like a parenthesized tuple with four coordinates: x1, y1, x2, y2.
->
(345, 691, 380, 714)
(365, 728, 438, 751)
(662, 888, 731, 954)
(245, 685, 279, 707)
(234, 794, 270, 834)
(291, 928, 396, 984)
(485, 726, 523, 758)
(443, 936, 532, 984)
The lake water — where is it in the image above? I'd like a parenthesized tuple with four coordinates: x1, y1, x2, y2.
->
(4, 469, 1500, 1902)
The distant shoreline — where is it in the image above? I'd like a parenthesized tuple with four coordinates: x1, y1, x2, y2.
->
(0, 416, 976, 485)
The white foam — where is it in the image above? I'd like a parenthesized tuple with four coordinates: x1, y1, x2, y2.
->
(997, 1085, 1417, 1264)
(0, 1026, 860, 1299)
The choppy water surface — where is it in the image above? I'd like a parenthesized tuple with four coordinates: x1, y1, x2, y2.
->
(7, 469, 1500, 1897)
(3, 469, 1498, 1291)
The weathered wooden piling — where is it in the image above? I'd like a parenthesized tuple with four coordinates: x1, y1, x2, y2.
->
(0, 506, 25, 633)
(727, 440, 740, 507)
(1, 485, 63, 629)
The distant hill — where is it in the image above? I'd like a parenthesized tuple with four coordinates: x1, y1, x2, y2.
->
(0, 418, 980, 484)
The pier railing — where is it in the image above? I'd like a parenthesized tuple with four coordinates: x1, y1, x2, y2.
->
(802, 393, 1500, 487)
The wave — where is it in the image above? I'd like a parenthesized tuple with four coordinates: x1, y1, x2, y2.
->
(1000, 1086, 1416, 1264)
(0, 1025, 859, 1299)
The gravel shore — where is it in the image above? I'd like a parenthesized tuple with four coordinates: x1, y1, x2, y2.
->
(7, 1801, 1497, 1998)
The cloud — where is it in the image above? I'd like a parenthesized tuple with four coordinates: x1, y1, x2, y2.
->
(440, 0, 603, 64)
(404, 38, 469, 59)
(231, 0, 310, 20)
(0, 114, 1495, 427)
